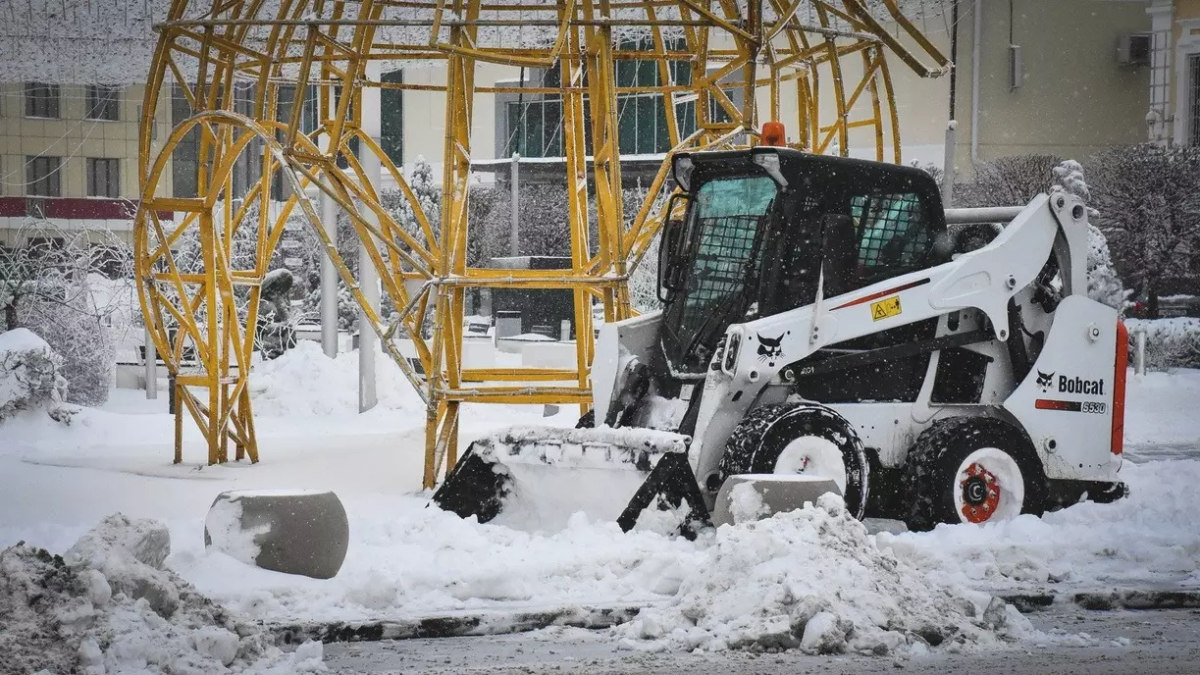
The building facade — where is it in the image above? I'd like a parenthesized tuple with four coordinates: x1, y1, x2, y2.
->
(1148, 0, 1200, 145)
(0, 83, 172, 248)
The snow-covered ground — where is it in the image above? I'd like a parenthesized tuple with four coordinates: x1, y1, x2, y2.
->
(2, 347, 1199, 659)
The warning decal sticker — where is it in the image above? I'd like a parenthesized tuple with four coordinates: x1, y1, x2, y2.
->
(870, 296, 902, 321)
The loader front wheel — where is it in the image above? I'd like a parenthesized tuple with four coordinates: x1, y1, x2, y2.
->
(720, 404, 869, 520)
(903, 417, 1047, 532)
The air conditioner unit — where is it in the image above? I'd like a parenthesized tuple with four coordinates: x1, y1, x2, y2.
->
(1117, 33, 1151, 66)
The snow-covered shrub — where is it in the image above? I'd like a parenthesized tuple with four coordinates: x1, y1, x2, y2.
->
(19, 294, 116, 407)
(957, 154, 1062, 208)
(0, 328, 69, 423)
(1126, 318, 1200, 370)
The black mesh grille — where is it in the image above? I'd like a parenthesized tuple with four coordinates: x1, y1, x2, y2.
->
(852, 193, 929, 274)
(679, 214, 762, 338)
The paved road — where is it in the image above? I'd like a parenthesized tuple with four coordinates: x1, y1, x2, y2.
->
(324, 608, 1200, 675)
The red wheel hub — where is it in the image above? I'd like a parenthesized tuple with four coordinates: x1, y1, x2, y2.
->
(959, 462, 1001, 523)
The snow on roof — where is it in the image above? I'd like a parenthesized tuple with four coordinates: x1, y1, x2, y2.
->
(1, 0, 948, 85)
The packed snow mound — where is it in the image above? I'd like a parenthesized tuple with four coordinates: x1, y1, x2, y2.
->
(616, 494, 1034, 655)
(247, 341, 422, 417)
(0, 514, 325, 675)
(886, 459, 1200, 591)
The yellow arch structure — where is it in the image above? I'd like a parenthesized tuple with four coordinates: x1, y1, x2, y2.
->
(135, 0, 948, 486)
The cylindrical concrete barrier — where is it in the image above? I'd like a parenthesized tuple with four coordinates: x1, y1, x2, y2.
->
(204, 489, 349, 579)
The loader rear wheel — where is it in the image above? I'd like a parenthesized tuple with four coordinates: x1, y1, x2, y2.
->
(719, 403, 869, 520)
(903, 417, 1047, 532)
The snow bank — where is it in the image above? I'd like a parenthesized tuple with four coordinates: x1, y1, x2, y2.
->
(0, 513, 325, 675)
(615, 494, 1032, 655)
(886, 459, 1200, 592)
(247, 341, 422, 417)
(1124, 369, 1200, 448)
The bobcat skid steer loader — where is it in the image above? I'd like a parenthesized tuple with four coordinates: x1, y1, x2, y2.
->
(432, 147, 1129, 534)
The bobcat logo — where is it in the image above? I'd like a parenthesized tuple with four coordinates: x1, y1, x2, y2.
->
(757, 333, 784, 366)
(1036, 370, 1055, 393)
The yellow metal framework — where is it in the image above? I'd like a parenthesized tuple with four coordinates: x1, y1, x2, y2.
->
(135, 0, 947, 484)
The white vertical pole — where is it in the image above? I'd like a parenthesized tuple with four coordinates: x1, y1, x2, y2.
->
(314, 83, 340, 360)
(510, 153, 520, 256)
(320, 187, 339, 358)
(942, 121, 957, 207)
(357, 60, 381, 412)
(1136, 330, 1147, 376)
(144, 324, 157, 399)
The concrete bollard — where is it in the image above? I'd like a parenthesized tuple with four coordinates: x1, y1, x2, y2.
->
(204, 489, 349, 579)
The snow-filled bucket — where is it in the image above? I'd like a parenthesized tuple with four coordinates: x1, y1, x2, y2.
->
(204, 489, 349, 579)
(431, 424, 704, 533)
(710, 474, 843, 527)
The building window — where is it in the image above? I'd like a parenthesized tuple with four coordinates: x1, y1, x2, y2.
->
(172, 84, 199, 198)
(1190, 54, 1200, 147)
(272, 83, 319, 200)
(87, 85, 120, 121)
(381, 70, 404, 167)
(504, 38, 723, 159)
(87, 158, 120, 198)
(27, 156, 62, 197)
(25, 82, 60, 118)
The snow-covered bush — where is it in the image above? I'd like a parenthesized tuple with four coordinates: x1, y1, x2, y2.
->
(957, 154, 1062, 208)
(1126, 318, 1200, 370)
(1, 222, 126, 406)
(0, 328, 69, 423)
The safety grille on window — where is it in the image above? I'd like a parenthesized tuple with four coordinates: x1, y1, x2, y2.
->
(851, 193, 930, 273)
(679, 214, 762, 336)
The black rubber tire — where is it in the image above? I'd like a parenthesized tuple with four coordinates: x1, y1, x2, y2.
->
(903, 416, 1047, 532)
(575, 409, 595, 429)
(719, 403, 870, 520)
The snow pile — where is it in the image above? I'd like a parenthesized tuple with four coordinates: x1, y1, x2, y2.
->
(616, 494, 1033, 655)
(887, 459, 1200, 592)
(0, 327, 70, 423)
(0, 513, 325, 675)
(247, 340, 422, 417)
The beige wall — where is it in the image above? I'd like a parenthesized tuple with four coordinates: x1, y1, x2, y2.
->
(953, 0, 1150, 171)
(0, 83, 172, 200)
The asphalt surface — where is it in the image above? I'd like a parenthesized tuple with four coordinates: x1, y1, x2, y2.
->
(323, 607, 1200, 675)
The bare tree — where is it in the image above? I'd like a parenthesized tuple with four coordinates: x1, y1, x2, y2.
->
(0, 219, 131, 405)
(1088, 143, 1200, 317)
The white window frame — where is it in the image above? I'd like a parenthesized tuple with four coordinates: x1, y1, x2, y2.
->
(1172, 19, 1200, 146)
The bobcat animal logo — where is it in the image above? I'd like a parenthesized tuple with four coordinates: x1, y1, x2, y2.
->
(1036, 370, 1055, 393)
(757, 333, 784, 365)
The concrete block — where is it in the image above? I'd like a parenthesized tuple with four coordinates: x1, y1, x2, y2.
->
(205, 489, 349, 580)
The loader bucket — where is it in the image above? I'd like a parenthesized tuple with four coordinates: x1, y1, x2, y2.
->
(431, 425, 707, 533)
(710, 474, 843, 527)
